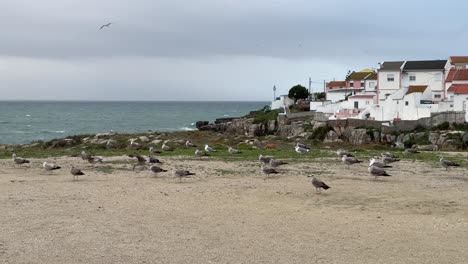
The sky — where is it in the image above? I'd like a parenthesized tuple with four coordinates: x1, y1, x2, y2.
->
(1, 0, 467, 101)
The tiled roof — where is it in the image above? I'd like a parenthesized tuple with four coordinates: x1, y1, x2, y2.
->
(447, 84, 468, 94)
(327, 81, 347, 87)
(346, 71, 377, 81)
(446, 68, 468, 82)
(406, 85, 428, 95)
(450, 56, 468, 64)
(379, 61, 404, 71)
(348, 95, 375, 99)
(403, 60, 447, 70)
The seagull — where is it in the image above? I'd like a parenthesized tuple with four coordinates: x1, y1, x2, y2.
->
(162, 143, 172, 151)
(228, 146, 241, 155)
(100, 22, 112, 29)
(204, 145, 216, 152)
(307, 176, 330, 193)
(147, 155, 162, 164)
(341, 155, 362, 168)
(150, 165, 167, 175)
(174, 170, 195, 182)
(80, 150, 91, 160)
(381, 152, 398, 158)
(12, 153, 30, 165)
(368, 165, 391, 180)
(195, 149, 209, 157)
(87, 155, 103, 164)
(261, 164, 279, 178)
(43, 162, 61, 171)
(70, 166, 85, 181)
(369, 158, 392, 168)
(439, 156, 460, 171)
(295, 145, 310, 154)
(336, 149, 354, 157)
(259, 154, 272, 164)
(185, 140, 196, 148)
(149, 146, 162, 155)
(269, 159, 287, 167)
(382, 156, 400, 164)
(296, 143, 310, 150)
(404, 148, 420, 155)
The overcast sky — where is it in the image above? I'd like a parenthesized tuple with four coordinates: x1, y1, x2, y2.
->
(1, 0, 466, 101)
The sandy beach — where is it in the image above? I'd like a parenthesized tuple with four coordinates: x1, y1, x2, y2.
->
(1, 154, 468, 264)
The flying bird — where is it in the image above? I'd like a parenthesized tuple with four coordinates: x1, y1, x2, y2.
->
(100, 23, 112, 29)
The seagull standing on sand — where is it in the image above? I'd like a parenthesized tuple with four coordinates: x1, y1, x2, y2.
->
(150, 165, 167, 176)
(369, 158, 392, 168)
(261, 164, 279, 178)
(12, 153, 30, 165)
(341, 155, 362, 168)
(439, 156, 460, 170)
(204, 145, 216, 152)
(307, 176, 331, 193)
(259, 154, 272, 164)
(368, 165, 391, 180)
(269, 159, 287, 167)
(80, 151, 91, 160)
(70, 166, 85, 181)
(87, 155, 103, 164)
(147, 155, 162, 164)
(174, 170, 196, 182)
(43, 162, 61, 172)
(382, 156, 400, 164)
(228, 146, 241, 155)
(100, 22, 112, 29)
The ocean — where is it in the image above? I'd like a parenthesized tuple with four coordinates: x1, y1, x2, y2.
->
(0, 101, 269, 145)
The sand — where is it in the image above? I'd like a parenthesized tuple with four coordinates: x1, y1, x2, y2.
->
(1, 154, 468, 264)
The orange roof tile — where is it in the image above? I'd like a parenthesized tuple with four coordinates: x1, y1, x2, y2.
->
(406, 85, 428, 95)
(446, 68, 468, 82)
(450, 56, 468, 64)
(448, 84, 468, 94)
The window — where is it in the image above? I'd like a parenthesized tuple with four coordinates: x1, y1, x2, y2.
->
(409, 75, 416, 81)
(365, 101, 370, 105)
(434, 94, 441, 99)
(387, 74, 395, 82)
(361, 82, 365, 88)
(450, 104, 454, 108)
(349, 82, 354, 87)
(405, 101, 409, 106)
(369, 82, 375, 88)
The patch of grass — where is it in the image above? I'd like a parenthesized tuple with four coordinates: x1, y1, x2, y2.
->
(244, 109, 280, 124)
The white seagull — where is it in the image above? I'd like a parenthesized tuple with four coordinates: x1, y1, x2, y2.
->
(295, 145, 310, 153)
(204, 145, 216, 152)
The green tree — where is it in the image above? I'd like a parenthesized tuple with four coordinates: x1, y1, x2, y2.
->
(288, 84, 309, 104)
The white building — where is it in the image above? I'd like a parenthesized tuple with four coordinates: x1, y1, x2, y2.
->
(271, 95, 294, 110)
(377, 61, 404, 103)
(401, 60, 449, 102)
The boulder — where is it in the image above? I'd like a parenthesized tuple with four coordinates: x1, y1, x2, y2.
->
(138, 136, 150, 142)
(348, 129, 371, 145)
(313, 121, 327, 131)
(150, 139, 162, 145)
(196, 121, 209, 129)
(106, 139, 117, 149)
(324, 130, 341, 143)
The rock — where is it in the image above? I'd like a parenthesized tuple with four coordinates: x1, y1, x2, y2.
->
(428, 132, 440, 143)
(324, 130, 341, 143)
(348, 129, 371, 145)
(139, 136, 150, 142)
(394, 142, 405, 149)
(150, 139, 162, 145)
(413, 132, 426, 140)
(106, 139, 117, 149)
(196, 121, 210, 129)
(95, 132, 113, 139)
(462, 133, 468, 144)
(313, 122, 327, 131)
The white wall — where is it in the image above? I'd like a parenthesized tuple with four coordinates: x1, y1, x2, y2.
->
(401, 70, 444, 101)
(378, 70, 401, 102)
(326, 91, 352, 103)
(271, 95, 294, 110)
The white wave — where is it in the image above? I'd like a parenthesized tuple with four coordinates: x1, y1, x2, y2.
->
(223, 114, 229, 117)
(180, 127, 196, 131)
(25, 114, 31, 117)
(190, 123, 195, 126)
